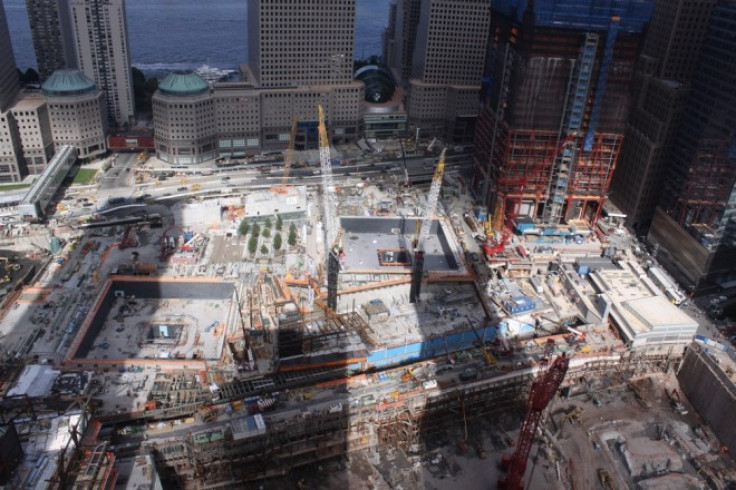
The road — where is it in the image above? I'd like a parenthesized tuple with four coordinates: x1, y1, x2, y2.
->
(51, 155, 473, 224)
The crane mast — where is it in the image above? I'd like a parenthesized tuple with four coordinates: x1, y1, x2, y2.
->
(282, 115, 300, 186)
(318, 106, 341, 311)
(318, 106, 339, 250)
(416, 148, 446, 251)
(410, 149, 446, 303)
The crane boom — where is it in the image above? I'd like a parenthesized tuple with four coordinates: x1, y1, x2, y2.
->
(318, 106, 339, 249)
(499, 352, 569, 489)
(416, 148, 446, 251)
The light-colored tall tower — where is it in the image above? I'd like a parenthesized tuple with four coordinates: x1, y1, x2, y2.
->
(26, 0, 78, 81)
(246, 0, 363, 148)
(0, 0, 20, 111)
(390, 0, 491, 142)
(70, 0, 133, 126)
(247, 0, 355, 88)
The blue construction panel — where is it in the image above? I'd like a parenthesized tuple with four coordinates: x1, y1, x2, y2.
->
(365, 325, 498, 368)
(493, 0, 653, 33)
(584, 18, 620, 152)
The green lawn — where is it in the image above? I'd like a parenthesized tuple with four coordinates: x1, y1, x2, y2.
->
(72, 168, 98, 184)
(0, 183, 31, 191)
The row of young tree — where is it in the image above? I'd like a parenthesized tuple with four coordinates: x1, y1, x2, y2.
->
(238, 215, 298, 255)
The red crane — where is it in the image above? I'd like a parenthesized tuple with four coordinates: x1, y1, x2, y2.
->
(499, 347, 570, 489)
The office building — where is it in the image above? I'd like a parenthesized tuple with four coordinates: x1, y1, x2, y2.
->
(246, 0, 363, 147)
(25, 0, 78, 81)
(385, 0, 421, 82)
(386, 0, 490, 142)
(0, 0, 20, 112)
(152, 72, 217, 165)
(474, 0, 653, 228)
(43, 69, 107, 159)
(70, 0, 134, 126)
(647, 1, 736, 293)
(609, 0, 717, 234)
(0, 0, 23, 183)
(9, 93, 55, 175)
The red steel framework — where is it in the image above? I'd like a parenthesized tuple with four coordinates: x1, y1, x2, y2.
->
(483, 128, 622, 227)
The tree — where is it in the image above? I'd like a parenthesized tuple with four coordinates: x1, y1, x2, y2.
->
(131, 66, 158, 113)
(288, 228, 297, 247)
(264, 217, 272, 229)
(144, 77, 159, 96)
(276, 215, 283, 231)
(252, 223, 261, 238)
(273, 233, 282, 251)
(23, 68, 39, 84)
(238, 219, 250, 236)
(260, 245, 268, 255)
(262, 228, 271, 238)
(248, 236, 258, 255)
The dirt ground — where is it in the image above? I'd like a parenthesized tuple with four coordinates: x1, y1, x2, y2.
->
(245, 373, 736, 490)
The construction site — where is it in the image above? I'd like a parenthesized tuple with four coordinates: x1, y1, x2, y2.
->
(0, 105, 734, 490)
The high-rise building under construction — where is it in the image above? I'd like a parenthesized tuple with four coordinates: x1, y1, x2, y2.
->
(474, 0, 653, 228)
(647, 0, 736, 293)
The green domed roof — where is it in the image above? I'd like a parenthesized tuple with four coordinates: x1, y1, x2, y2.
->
(158, 71, 210, 96)
(41, 69, 96, 96)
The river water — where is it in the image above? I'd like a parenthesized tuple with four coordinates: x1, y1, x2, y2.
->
(4, 0, 390, 74)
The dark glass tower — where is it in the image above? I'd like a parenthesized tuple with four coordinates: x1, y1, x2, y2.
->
(647, 1, 736, 293)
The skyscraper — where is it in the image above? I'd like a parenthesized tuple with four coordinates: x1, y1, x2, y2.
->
(26, 0, 78, 81)
(0, 0, 20, 111)
(246, 0, 363, 146)
(387, 0, 490, 142)
(609, 0, 717, 234)
(70, 0, 134, 126)
(385, 0, 422, 82)
(474, 0, 652, 228)
(647, 0, 736, 293)
(248, 0, 355, 88)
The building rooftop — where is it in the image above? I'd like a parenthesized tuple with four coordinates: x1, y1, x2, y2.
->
(158, 71, 210, 96)
(42, 69, 97, 96)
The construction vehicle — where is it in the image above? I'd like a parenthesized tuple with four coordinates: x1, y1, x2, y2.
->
(483, 231, 510, 258)
(669, 389, 688, 415)
(499, 344, 569, 489)
(597, 469, 614, 490)
(160, 225, 182, 260)
(119, 225, 138, 249)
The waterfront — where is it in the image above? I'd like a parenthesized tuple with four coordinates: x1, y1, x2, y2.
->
(5, 0, 390, 74)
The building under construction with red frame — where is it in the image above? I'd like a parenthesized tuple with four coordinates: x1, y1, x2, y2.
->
(474, 0, 653, 228)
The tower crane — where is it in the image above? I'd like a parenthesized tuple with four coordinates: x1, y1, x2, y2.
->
(499, 344, 569, 489)
(282, 115, 300, 187)
(410, 148, 446, 303)
(318, 106, 342, 311)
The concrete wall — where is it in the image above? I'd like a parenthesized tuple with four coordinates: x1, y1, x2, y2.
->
(648, 208, 709, 290)
(677, 343, 736, 451)
(74, 278, 234, 358)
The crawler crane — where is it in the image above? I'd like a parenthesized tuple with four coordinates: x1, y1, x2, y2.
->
(499, 342, 569, 489)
